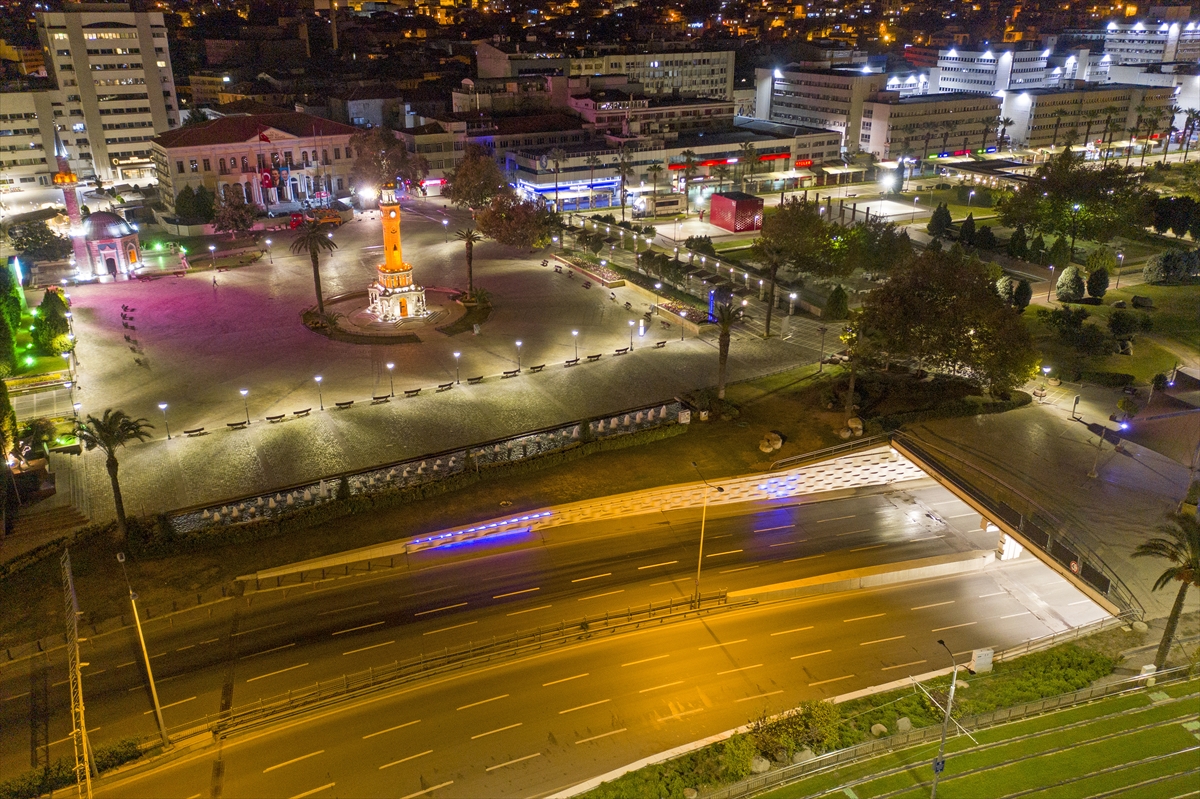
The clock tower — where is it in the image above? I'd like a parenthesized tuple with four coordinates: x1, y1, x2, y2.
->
(368, 183, 427, 321)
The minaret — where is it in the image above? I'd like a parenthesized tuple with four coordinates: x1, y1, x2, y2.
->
(368, 183, 426, 320)
(52, 130, 90, 274)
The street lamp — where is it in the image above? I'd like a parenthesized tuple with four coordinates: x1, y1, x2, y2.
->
(208, 244, 216, 266)
(453, 351, 460, 384)
(314, 375, 323, 410)
(158, 403, 171, 440)
(789, 292, 797, 316)
(1115, 250, 1124, 289)
(385, 362, 395, 396)
(515, 340, 522, 369)
(1046, 265, 1055, 302)
(967, 190, 976, 206)
(1069, 203, 1081, 262)
(628, 319, 635, 350)
(442, 218, 449, 242)
(679, 311, 686, 341)
(116, 552, 170, 746)
(912, 196, 919, 222)
(929, 640, 960, 799)
(265, 238, 273, 263)
(239, 388, 250, 424)
(571, 330, 578, 360)
(818, 325, 828, 371)
(653, 282, 662, 314)
(691, 461, 724, 607)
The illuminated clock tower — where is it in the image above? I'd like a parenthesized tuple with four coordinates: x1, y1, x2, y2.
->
(367, 183, 427, 321)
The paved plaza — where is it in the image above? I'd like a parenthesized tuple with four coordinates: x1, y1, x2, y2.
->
(58, 200, 817, 520)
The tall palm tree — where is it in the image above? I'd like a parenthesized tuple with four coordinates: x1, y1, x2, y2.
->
(290, 221, 338, 315)
(920, 122, 937, 175)
(1080, 109, 1102, 156)
(455, 227, 482, 293)
(646, 163, 663, 216)
(1161, 122, 1179, 164)
(613, 147, 635, 222)
(1181, 109, 1200, 162)
(938, 120, 955, 157)
(584, 154, 601, 210)
(1133, 513, 1200, 670)
(1141, 109, 1166, 167)
(712, 164, 731, 193)
(548, 147, 567, 212)
(996, 117, 1015, 150)
(714, 301, 743, 400)
(752, 239, 785, 338)
(1100, 105, 1122, 164)
(739, 142, 758, 191)
(981, 115, 1000, 152)
(75, 409, 153, 539)
(1051, 113, 1065, 149)
(680, 149, 699, 213)
(1126, 126, 1141, 166)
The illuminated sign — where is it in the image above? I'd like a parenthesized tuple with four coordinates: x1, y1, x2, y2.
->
(758, 153, 791, 161)
(795, 159, 814, 168)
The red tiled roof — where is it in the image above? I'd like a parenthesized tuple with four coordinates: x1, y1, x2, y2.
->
(153, 112, 359, 150)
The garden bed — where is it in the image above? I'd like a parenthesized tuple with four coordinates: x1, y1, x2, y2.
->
(554, 254, 625, 287)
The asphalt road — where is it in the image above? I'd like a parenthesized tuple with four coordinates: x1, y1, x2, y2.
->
(0, 482, 1107, 791)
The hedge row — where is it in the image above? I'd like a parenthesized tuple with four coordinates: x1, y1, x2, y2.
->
(0, 738, 144, 799)
(873, 391, 1033, 431)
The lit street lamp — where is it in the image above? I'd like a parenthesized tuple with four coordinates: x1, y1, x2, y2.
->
(1115, 250, 1124, 289)
(116, 552, 169, 746)
(929, 640, 960, 799)
(453, 351, 461, 384)
(314, 375, 324, 410)
(239, 388, 250, 424)
(628, 319, 635, 350)
(515, 340, 522, 369)
(967, 190, 976, 206)
(679, 311, 686, 341)
(1046, 265, 1055, 302)
(265, 238, 273, 263)
(442, 218, 449, 242)
(818, 325, 828, 371)
(1068, 203, 1082, 262)
(912, 196, 919, 222)
(158, 403, 171, 440)
(385, 362, 395, 396)
(571, 330, 578, 359)
(654, 282, 662, 314)
(789, 292, 797, 316)
(691, 461, 724, 607)
(208, 244, 216, 266)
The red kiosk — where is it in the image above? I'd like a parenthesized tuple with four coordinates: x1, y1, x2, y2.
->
(709, 192, 764, 232)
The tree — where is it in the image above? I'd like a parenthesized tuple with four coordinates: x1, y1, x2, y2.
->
(75, 409, 153, 539)
(1182, 108, 1200, 162)
(32, 288, 71, 355)
(1049, 236, 1072, 270)
(173, 185, 200, 221)
(613, 147, 634, 221)
(1086, 266, 1110, 299)
(584, 154, 601, 210)
(714, 302, 743, 400)
(0, 317, 16, 378)
(646, 163, 664, 213)
(1144, 249, 1199, 284)
(1132, 514, 1200, 670)
(738, 141, 758, 190)
(348, 126, 429, 194)
(22, 417, 57, 459)
(1086, 245, 1117, 277)
(548, 147, 567, 211)
(290, 220, 338, 314)
(1029, 232, 1047, 264)
(183, 108, 208, 126)
(1013, 278, 1032, 311)
(761, 199, 837, 277)
(927, 203, 952, 237)
(997, 117, 1015, 149)
(443, 144, 507, 211)
(455, 228, 482, 293)
(476, 192, 556, 249)
(975, 226, 997, 250)
(684, 235, 718, 258)
(1055, 265, 1085, 302)
(959, 213, 976, 245)
(212, 188, 259, 238)
(752, 239, 785, 338)
(193, 185, 216, 223)
(711, 164, 731, 193)
(0, 259, 24, 333)
(1108, 309, 1151, 338)
(679, 149, 699, 212)
(6, 219, 71, 263)
(823, 285, 849, 320)
(996, 275, 1015, 305)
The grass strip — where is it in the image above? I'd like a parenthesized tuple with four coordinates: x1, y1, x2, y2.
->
(1018, 749, 1200, 799)
(1103, 769, 1200, 799)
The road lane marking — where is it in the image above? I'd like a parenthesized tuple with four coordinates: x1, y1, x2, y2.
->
(850, 544, 887, 552)
(809, 675, 855, 687)
(979, 592, 1006, 598)
(660, 708, 705, 721)
(737, 690, 784, 703)
(493, 587, 540, 599)
(231, 622, 284, 637)
(53, 680, 69, 687)
(414, 602, 467, 616)
(717, 664, 762, 675)
(289, 783, 335, 799)
(486, 753, 541, 772)
(709, 534, 732, 540)
(332, 621, 385, 636)
(818, 515, 856, 523)
(199, 639, 219, 646)
(784, 554, 825, 563)
(1001, 611, 1032, 619)
(883, 660, 928, 671)
(4, 692, 31, 702)
(378, 750, 431, 769)
(912, 601, 955, 610)
(116, 661, 135, 668)
(344, 641, 394, 656)
(471, 723, 522, 739)
(928, 500, 962, 506)
(571, 573, 612, 583)
(791, 650, 832, 660)
(770, 540, 804, 547)
(176, 645, 195, 652)
(264, 750, 324, 773)
(1069, 600, 1093, 606)
(755, 525, 795, 532)
(622, 655, 669, 667)
(699, 639, 747, 650)
(720, 565, 760, 574)
(508, 605, 552, 616)
(49, 728, 101, 747)
(364, 719, 420, 739)
(835, 529, 869, 537)
(844, 613, 886, 622)
(637, 561, 678, 570)
(457, 694, 509, 711)
(706, 550, 743, 557)
(947, 513, 979, 519)
(932, 621, 977, 632)
(318, 601, 380, 616)
(771, 626, 814, 636)
(860, 636, 906, 646)
(639, 681, 684, 693)
(246, 663, 308, 683)
(423, 621, 477, 636)
(144, 696, 195, 714)
(910, 535, 945, 542)
(578, 590, 624, 601)
(559, 699, 611, 714)
(650, 579, 685, 586)
(576, 729, 627, 744)
(400, 781, 452, 799)
(240, 643, 296, 660)
(543, 673, 588, 687)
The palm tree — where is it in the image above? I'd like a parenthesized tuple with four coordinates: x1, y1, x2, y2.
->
(680, 149, 699, 213)
(996, 117, 1015, 150)
(1051, 113, 1066, 149)
(981, 115, 1000, 152)
(646, 163, 664, 216)
(613, 148, 635, 221)
(920, 122, 937, 175)
(1101, 105, 1123, 164)
(290, 221, 338, 315)
(548, 147, 567, 212)
(1081, 109, 1102, 156)
(75, 409, 153, 539)
(584, 154, 601, 210)
(455, 227, 482, 293)
(738, 142, 758, 191)
(714, 301, 744, 400)
(712, 164, 731, 192)
(938, 120, 955, 157)
(1181, 109, 1200, 162)
(753, 239, 785, 338)
(1132, 513, 1200, 670)
(1161, 122, 1179, 164)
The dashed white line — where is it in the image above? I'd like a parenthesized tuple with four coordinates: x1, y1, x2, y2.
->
(318, 601, 380, 616)
(755, 525, 795, 532)
(4, 692, 31, 702)
(809, 674, 855, 687)
(176, 645, 195, 652)
(486, 753, 542, 772)
(650, 579, 685, 586)
(637, 561, 678, 570)
(576, 729, 627, 744)
(559, 699, 610, 714)
(343, 641, 394, 656)
(578, 590, 624, 601)
(835, 528, 870, 537)
(769, 541, 798, 547)
(882, 659, 928, 671)
(860, 635, 906, 646)
(414, 602, 467, 617)
(784, 554, 825, 563)
(844, 613, 886, 623)
(639, 681, 684, 693)
(493, 587, 540, 599)
(932, 621, 978, 632)
(379, 750, 431, 769)
(471, 723, 522, 739)
(457, 694, 509, 711)
(622, 655, 669, 667)
(850, 544, 887, 552)
(399, 780, 452, 799)
(771, 626, 814, 636)
(364, 720, 421, 739)
(979, 592, 1007, 598)
(699, 639, 747, 650)
(543, 673, 588, 687)
(720, 565, 760, 574)
(289, 783, 335, 799)
(232, 622, 284, 638)
(818, 515, 856, 523)
(1069, 600, 1093, 606)
(571, 573, 612, 583)
(508, 605, 552, 616)
(947, 513, 979, 519)
(791, 650, 832, 660)
(199, 638, 219, 646)
(423, 621, 477, 636)
(116, 661, 135, 668)
(332, 621, 385, 636)
(717, 664, 762, 675)
(264, 750, 324, 773)
(706, 549, 743, 557)
(912, 601, 956, 610)
(1001, 611, 1032, 619)
(246, 663, 308, 683)
(737, 690, 784, 703)
(910, 535, 945, 542)
(143, 696, 195, 714)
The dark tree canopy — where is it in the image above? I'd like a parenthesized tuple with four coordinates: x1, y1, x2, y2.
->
(443, 145, 508, 211)
(476, 192, 557, 249)
(348, 126, 429, 194)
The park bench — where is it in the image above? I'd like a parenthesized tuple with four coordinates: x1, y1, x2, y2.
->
(437, 382, 453, 392)
(183, 427, 205, 437)
(371, 395, 390, 404)
(502, 369, 521, 378)
(266, 414, 285, 423)
(624, 302, 633, 311)
(586, 354, 602, 362)
(661, 321, 671, 330)
(564, 358, 580, 367)
(582, 281, 592, 289)
(227, 421, 248, 430)
(404, 388, 422, 398)
(540, 259, 549, 267)
(334, 400, 354, 409)
(654, 341, 666, 349)
(614, 348, 629, 356)
(293, 408, 311, 417)
(217, 266, 230, 273)
(528, 364, 545, 374)
(554, 265, 563, 273)
(173, 270, 187, 278)
(467, 375, 485, 385)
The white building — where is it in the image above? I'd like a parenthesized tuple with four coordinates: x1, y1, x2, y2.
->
(998, 83, 1178, 150)
(934, 47, 1051, 94)
(1103, 20, 1200, 64)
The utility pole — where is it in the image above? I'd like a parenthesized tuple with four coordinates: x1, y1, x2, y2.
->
(61, 549, 94, 799)
(930, 640, 959, 799)
(118, 553, 169, 746)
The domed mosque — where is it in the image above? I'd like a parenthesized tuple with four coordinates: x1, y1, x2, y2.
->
(367, 183, 427, 321)
(82, 211, 141, 279)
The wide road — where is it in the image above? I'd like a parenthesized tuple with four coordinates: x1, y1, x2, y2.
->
(0, 482, 1106, 791)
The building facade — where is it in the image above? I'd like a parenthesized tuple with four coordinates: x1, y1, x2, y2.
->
(998, 83, 1178, 150)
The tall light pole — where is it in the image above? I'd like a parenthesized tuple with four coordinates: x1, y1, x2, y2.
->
(515, 340, 522, 370)
(265, 238, 273, 264)
(385, 362, 395, 396)
(571, 330, 578, 360)
(158, 403, 171, 440)
(1115, 250, 1124, 289)
(967, 190, 976, 207)
(818, 325, 828, 372)
(679, 311, 686, 341)
(442, 218, 448, 242)
(239, 389, 249, 424)
(1046, 265, 1055, 302)
(314, 375, 323, 410)
(117, 552, 169, 746)
(1068, 203, 1081, 262)
(654, 282, 662, 314)
(691, 461, 724, 607)
(453, 351, 461, 383)
(929, 639, 959, 799)
(208, 244, 216, 266)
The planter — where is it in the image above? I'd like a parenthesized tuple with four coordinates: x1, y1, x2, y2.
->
(1048, 377, 1061, 386)
(554, 255, 625, 288)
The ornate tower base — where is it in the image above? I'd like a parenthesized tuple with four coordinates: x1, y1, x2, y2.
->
(367, 182, 428, 322)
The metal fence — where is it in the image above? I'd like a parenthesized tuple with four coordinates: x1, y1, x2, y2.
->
(769, 435, 890, 471)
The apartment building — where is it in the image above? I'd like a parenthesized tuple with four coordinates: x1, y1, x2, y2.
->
(860, 92, 1004, 159)
(1102, 20, 1200, 64)
(934, 47, 1051, 93)
(998, 83, 1178, 149)
(567, 91, 735, 138)
(754, 67, 885, 150)
(0, 88, 60, 193)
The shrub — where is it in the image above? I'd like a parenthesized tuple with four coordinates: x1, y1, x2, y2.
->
(1079, 370, 1135, 387)
(0, 318, 15, 379)
(959, 213, 976, 245)
(1054, 265, 1085, 302)
(995, 275, 1015, 305)
(31, 289, 72, 355)
(1007, 225, 1028, 259)
(974, 225, 996, 250)
(1143, 249, 1198, 284)
(1013, 279, 1032, 311)
(684, 235, 717, 257)
(0, 260, 23, 331)
(1107, 309, 1152, 338)
(1029, 232, 1047, 264)
(927, 203, 952, 237)
(1048, 236, 1071, 270)
(0, 737, 145, 799)
(823, 284, 849, 320)
(719, 735, 758, 782)
(750, 700, 842, 759)
(1086, 266, 1109, 299)
(1086, 245, 1117, 276)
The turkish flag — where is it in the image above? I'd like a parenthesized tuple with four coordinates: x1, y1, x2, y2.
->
(259, 130, 271, 143)
(261, 171, 274, 189)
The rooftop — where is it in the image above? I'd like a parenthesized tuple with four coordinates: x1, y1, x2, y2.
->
(153, 112, 359, 149)
(735, 117, 840, 139)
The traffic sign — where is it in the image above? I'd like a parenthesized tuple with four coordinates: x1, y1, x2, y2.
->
(933, 757, 945, 774)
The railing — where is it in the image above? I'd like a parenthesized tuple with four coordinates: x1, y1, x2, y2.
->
(702, 665, 1195, 799)
(164, 591, 744, 739)
(769, 435, 890, 471)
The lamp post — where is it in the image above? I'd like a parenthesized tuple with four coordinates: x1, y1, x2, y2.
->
(515, 340, 522, 370)
(314, 375, 323, 410)
(789, 292, 797, 316)
(385, 362, 395, 396)
(967, 190, 976, 206)
(679, 311, 687, 341)
(929, 640, 959, 799)
(239, 389, 249, 424)
(1069, 203, 1081, 262)
(912, 195, 919, 222)
(629, 319, 635, 350)
(1046, 265, 1055, 302)
(208, 244, 216, 266)
(158, 403, 171, 440)
(1115, 250, 1124, 289)
(571, 330, 578, 359)
(265, 238, 273, 264)
(690, 461, 724, 607)
(453, 351, 460, 384)
(653, 282, 662, 314)
(442, 218, 448, 242)
(818, 325, 828, 371)
(1040, 365, 1051, 402)
(117, 552, 169, 746)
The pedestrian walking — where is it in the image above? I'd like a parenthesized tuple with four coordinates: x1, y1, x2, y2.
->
(212, 275, 217, 287)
